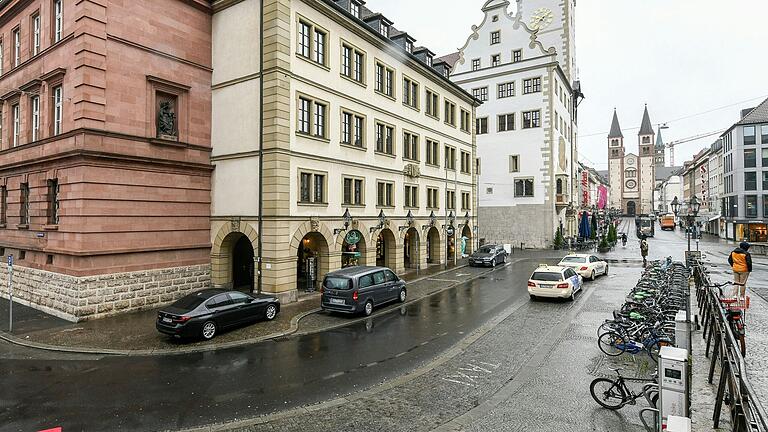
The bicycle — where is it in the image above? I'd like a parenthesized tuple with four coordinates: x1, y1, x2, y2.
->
(597, 323, 672, 362)
(590, 368, 658, 410)
(709, 280, 747, 357)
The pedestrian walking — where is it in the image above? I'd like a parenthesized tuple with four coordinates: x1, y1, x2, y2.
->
(729, 242, 753, 308)
(639, 236, 649, 267)
(621, 233, 628, 247)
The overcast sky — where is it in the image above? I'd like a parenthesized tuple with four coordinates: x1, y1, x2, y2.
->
(371, 0, 768, 170)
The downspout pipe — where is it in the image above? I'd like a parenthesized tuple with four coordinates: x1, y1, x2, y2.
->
(256, 0, 264, 294)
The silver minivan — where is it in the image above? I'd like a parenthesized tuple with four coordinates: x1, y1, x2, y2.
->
(321, 266, 407, 316)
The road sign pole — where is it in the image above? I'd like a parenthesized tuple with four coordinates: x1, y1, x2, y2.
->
(7, 254, 13, 333)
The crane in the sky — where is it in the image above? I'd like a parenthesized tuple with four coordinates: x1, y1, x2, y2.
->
(665, 129, 725, 166)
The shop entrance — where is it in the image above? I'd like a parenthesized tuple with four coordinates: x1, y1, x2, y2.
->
(446, 225, 456, 262)
(376, 229, 397, 269)
(341, 230, 365, 268)
(297, 232, 329, 292)
(426, 226, 440, 264)
(627, 201, 637, 216)
(232, 234, 255, 291)
(403, 227, 419, 269)
(461, 225, 473, 257)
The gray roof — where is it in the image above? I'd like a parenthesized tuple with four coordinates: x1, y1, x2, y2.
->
(737, 97, 768, 126)
(655, 128, 664, 149)
(656, 166, 682, 181)
(597, 170, 609, 179)
(608, 110, 623, 139)
(436, 52, 460, 68)
(639, 105, 654, 136)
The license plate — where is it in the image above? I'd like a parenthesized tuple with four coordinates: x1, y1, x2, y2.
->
(330, 298, 345, 305)
(162, 317, 172, 323)
(540, 284, 553, 289)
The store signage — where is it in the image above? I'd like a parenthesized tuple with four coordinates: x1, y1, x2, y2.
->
(344, 230, 361, 245)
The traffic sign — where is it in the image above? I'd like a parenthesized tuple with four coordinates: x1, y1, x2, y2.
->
(7, 254, 12, 266)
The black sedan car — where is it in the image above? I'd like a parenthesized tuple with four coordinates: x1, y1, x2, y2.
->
(468, 244, 507, 267)
(156, 289, 280, 340)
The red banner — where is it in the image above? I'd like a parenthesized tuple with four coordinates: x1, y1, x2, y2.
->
(582, 171, 590, 206)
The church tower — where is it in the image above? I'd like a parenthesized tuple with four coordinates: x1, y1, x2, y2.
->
(638, 106, 656, 214)
(607, 110, 624, 211)
(654, 128, 666, 168)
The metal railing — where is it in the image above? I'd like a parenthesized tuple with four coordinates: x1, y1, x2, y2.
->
(695, 264, 768, 431)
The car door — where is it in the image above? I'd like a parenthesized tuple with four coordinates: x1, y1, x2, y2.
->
(591, 256, 605, 273)
(228, 291, 256, 324)
(567, 269, 580, 291)
(205, 294, 237, 328)
(371, 271, 388, 303)
(383, 270, 400, 301)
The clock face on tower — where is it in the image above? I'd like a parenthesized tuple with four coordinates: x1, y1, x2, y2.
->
(625, 180, 637, 189)
(529, 8, 554, 31)
(626, 158, 635, 166)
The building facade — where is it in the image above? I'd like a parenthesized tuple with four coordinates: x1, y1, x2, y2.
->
(0, 0, 213, 321)
(607, 106, 657, 216)
(706, 139, 724, 235)
(722, 98, 768, 242)
(437, 0, 580, 248)
(210, 0, 478, 301)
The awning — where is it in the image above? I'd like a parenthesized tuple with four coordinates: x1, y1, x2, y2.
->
(708, 215, 721, 222)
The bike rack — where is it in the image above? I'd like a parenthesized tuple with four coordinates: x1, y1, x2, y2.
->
(640, 407, 659, 432)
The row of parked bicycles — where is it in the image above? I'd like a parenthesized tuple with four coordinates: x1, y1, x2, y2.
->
(590, 259, 690, 412)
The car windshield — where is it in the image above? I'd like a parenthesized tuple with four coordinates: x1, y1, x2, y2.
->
(324, 277, 352, 290)
(560, 256, 585, 263)
(532, 272, 563, 282)
(477, 246, 494, 254)
(170, 295, 205, 310)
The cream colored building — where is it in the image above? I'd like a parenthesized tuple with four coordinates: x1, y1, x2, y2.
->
(211, 0, 479, 302)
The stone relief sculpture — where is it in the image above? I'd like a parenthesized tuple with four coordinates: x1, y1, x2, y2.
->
(157, 100, 177, 137)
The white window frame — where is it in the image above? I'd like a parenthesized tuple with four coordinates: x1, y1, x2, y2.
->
(31, 95, 40, 141)
(32, 14, 41, 55)
(54, 0, 63, 42)
(13, 28, 21, 67)
(12, 104, 20, 146)
(54, 85, 63, 135)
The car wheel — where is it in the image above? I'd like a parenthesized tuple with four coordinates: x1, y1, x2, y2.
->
(265, 304, 278, 321)
(398, 288, 407, 303)
(201, 321, 217, 340)
(490, 258, 496, 267)
(529, 295, 537, 301)
(604, 265, 609, 276)
(590, 270, 596, 281)
(363, 300, 374, 317)
(569, 289, 576, 302)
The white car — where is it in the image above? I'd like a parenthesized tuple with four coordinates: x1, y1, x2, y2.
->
(527, 265, 583, 301)
(558, 254, 609, 281)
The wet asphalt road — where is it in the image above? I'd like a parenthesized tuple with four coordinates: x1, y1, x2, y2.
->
(0, 259, 544, 432)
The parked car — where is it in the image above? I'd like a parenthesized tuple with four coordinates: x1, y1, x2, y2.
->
(527, 265, 583, 301)
(468, 244, 507, 267)
(321, 266, 406, 316)
(557, 254, 608, 280)
(156, 289, 280, 340)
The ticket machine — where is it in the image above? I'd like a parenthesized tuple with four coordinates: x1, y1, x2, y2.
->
(659, 346, 689, 431)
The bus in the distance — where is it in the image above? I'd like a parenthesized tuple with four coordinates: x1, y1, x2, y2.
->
(635, 215, 655, 238)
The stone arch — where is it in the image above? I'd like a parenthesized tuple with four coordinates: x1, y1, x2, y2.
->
(461, 223, 474, 256)
(291, 221, 336, 291)
(424, 226, 443, 265)
(211, 222, 259, 289)
(403, 227, 420, 269)
(373, 228, 399, 270)
(290, 220, 336, 254)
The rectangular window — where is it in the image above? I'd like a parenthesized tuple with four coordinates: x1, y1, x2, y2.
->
(522, 110, 541, 129)
(460, 109, 471, 133)
(343, 177, 364, 206)
(19, 182, 29, 225)
(472, 87, 488, 102)
(509, 155, 519, 173)
(514, 178, 534, 197)
(498, 113, 515, 132)
(745, 195, 758, 218)
(375, 122, 394, 155)
(297, 95, 327, 138)
(341, 110, 364, 147)
(426, 139, 439, 166)
(444, 146, 456, 170)
(744, 149, 757, 168)
(512, 49, 522, 63)
(53, 86, 63, 134)
(53, 0, 63, 42)
(460, 151, 471, 174)
(13, 28, 20, 67)
(379, 21, 389, 37)
(745, 172, 757, 191)
(341, 45, 351, 77)
(476, 117, 488, 134)
(490, 31, 500, 45)
(313, 174, 325, 203)
(764, 172, 768, 191)
(403, 77, 418, 109)
(403, 131, 419, 161)
(350, 1, 360, 18)
(375, 62, 395, 97)
(377, 181, 394, 207)
(341, 111, 351, 145)
(313, 29, 326, 65)
(461, 191, 470, 211)
(354, 51, 364, 82)
(444, 101, 456, 126)
(298, 21, 311, 58)
(404, 185, 418, 208)
(300, 172, 312, 202)
(297, 20, 327, 66)
(32, 13, 41, 56)
(523, 77, 541, 94)
(491, 54, 500, 67)
(12, 104, 20, 146)
(762, 125, 768, 144)
(498, 82, 515, 98)
(427, 187, 439, 209)
(31, 96, 40, 141)
(313, 102, 325, 137)
(0, 41, 3, 75)
(47, 179, 59, 225)
(0, 186, 7, 225)
(425, 89, 439, 118)
(446, 190, 455, 210)
(298, 97, 311, 134)
(472, 58, 480, 71)
(744, 126, 756, 145)
(299, 172, 326, 204)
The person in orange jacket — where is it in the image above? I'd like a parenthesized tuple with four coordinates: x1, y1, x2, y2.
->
(728, 242, 753, 305)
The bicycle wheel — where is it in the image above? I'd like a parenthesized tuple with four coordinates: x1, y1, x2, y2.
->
(739, 333, 746, 357)
(590, 378, 627, 410)
(598, 332, 626, 357)
(648, 342, 661, 363)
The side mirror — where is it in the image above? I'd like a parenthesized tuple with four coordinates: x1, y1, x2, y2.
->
(246, 297, 255, 304)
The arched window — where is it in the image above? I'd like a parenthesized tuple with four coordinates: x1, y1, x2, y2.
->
(556, 178, 564, 194)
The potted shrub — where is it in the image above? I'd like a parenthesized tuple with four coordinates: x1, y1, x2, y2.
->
(553, 228, 565, 250)
(598, 234, 611, 253)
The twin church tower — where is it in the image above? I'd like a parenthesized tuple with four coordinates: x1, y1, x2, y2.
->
(607, 106, 665, 215)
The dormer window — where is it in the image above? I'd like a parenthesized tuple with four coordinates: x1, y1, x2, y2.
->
(350, 1, 360, 18)
(426, 56, 432, 66)
(379, 22, 389, 37)
(405, 40, 413, 53)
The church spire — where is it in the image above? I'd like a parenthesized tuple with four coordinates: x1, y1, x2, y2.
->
(655, 128, 664, 149)
(608, 109, 623, 139)
(639, 105, 654, 136)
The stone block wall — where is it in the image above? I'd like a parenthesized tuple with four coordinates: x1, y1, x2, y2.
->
(478, 205, 554, 249)
(0, 264, 211, 322)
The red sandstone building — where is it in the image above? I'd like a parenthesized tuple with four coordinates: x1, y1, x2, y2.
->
(0, 0, 213, 320)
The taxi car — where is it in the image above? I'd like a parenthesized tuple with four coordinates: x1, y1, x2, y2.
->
(527, 265, 583, 301)
(557, 254, 608, 281)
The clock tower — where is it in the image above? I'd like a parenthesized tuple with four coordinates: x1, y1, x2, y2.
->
(638, 105, 656, 214)
(517, 0, 577, 82)
(607, 109, 624, 211)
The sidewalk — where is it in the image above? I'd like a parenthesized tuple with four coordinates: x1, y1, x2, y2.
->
(0, 252, 564, 356)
